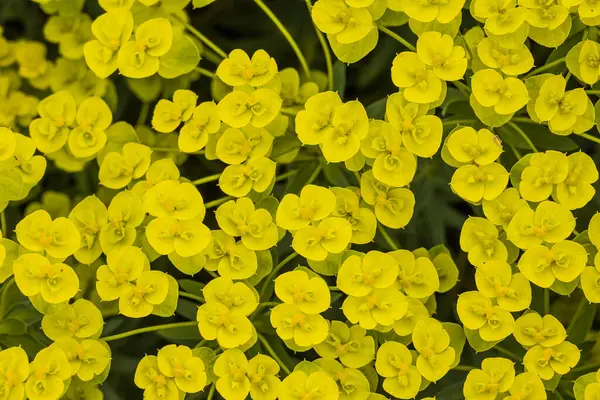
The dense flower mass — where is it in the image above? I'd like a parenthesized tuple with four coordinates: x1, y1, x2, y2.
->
(0, 0, 600, 399)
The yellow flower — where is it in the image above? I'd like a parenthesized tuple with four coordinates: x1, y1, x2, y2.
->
(157, 344, 207, 393)
(41, 298, 104, 340)
(475, 261, 532, 312)
(119, 270, 171, 318)
(457, 290, 515, 341)
(247, 354, 281, 400)
(311, 0, 374, 44)
(0, 347, 29, 400)
(342, 287, 408, 329)
(203, 276, 258, 316)
(513, 312, 566, 347)
(13, 253, 79, 304)
(197, 302, 254, 348)
(460, 217, 508, 267)
(482, 188, 528, 229)
(151, 89, 197, 133)
(275, 269, 331, 314)
(464, 357, 515, 399)
(295, 91, 343, 145)
(391, 249, 440, 298)
(337, 251, 398, 296)
(270, 303, 329, 347)
(314, 321, 376, 368)
(519, 150, 569, 202)
(279, 371, 339, 400)
(134, 355, 180, 400)
(15, 209, 81, 259)
(26, 346, 72, 400)
(517, 240, 587, 288)
(534, 74, 591, 135)
(477, 38, 533, 75)
(471, 69, 529, 115)
(446, 126, 503, 166)
(555, 152, 599, 210)
(96, 246, 149, 301)
(506, 201, 575, 249)
(375, 341, 421, 399)
(217, 88, 282, 128)
(216, 49, 278, 87)
(402, 0, 465, 23)
(392, 52, 443, 104)
(417, 31, 467, 81)
(292, 217, 353, 261)
(277, 184, 336, 231)
(524, 341, 580, 380)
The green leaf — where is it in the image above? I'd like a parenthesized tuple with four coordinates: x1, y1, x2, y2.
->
(193, 0, 216, 7)
(0, 278, 26, 319)
(178, 279, 204, 295)
(509, 153, 534, 190)
(366, 97, 387, 119)
(245, 250, 273, 286)
(126, 76, 163, 103)
(379, 9, 409, 27)
(308, 252, 343, 276)
(169, 252, 206, 275)
(294, 360, 325, 375)
(323, 163, 350, 187)
(529, 17, 571, 48)
(176, 298, 198, 320)
(6, 304, 42, 326)
(470, 96, 512, 127)
(444, 322, 466, 369)
(158, 32, 201, 79)
(0, 168, 24, 202)
(333, 61, 347, 99)
(430, 381, 464, 400)
(328, 28, 379, 64)
(287, 162, 322, 194)
(0, 319, 26, 335)
(544, 374, 562, 391)
(567, 299, 597, 344)
(464, 327, 500, 352)
(255, 196, 279, 219)
(549, 278, 579, 296)
(574, 372, 597, 400)
(152, 275, 179, 317)
(192, 347, 219, 383)
(360, 365, 379, 392)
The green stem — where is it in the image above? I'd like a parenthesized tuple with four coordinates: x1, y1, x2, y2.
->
(276, 169, 299, 182)
(524, 57, 566, 79)
(328, 286, 342, 292)
(137, 103, 149, 126)
(260, 252, 299, 299)
(453, 80, 472, 97)
(378, 225, 400, 251)
(574, 132, 600, 145)
(101, 321, 198, 342)
(305, 163, 323, 186)
(205, 196, 234, 209)
(253, 0, 311, 79)
(507, 122, 538, 152)
(569, 362, 600, 375)
(442, 119, 476, 127)
(192, 173, 221, 185)
(257, 334, 292, 375)
(353, 171, 361, 185)
(508, 143, 522, 160)
(179, 291, 204, 303)
(183, 22, 227, 59)
(272, 146, 302, 159)
(206, 270, 219, 279)
(1, 211, 7, 235)
(281, 107, 298, 117)
(251, 301, 281, 319)
(202, 49, 222, 65)
(306, 0, 333, 91)
(544, 289, 550, 315)
(586, 90, 600, 95)
(195, 67, 216, 79)
(454, 365, 475, 372)
(207, 384, 216, 400)
(495, 345, 522, 362)
(378, 26, 416, 52)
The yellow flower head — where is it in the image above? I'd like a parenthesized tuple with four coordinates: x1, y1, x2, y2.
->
(314, 321, 376, 368)
(311, 0, 374, 44)
(471, 69, 529, 115)
(42, 298, 104, 341)
(375, 341, 421, 399)
(15, 209, 81, 259)
(203, 276, 258, 316)
(157, 344, 207, 393)
(197, 302, 254, 348)
(457, 290, 515, 341)
(270, 303, 329, 347)
(507, 201, 575, 249)
(337, 251, 399, 296)
(96, 246, 150, 301)
(275, 269, 331, 314)
(13, 253, 79, 304)
(514, 312, 566, 348)
(446, 126, 503, 166)
(342, 287, 408, 329)
(279, 370, 339, 400)
(464, 357, 515, 399)
(217, 49, 278, 87)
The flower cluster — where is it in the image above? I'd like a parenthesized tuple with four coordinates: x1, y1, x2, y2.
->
(2, 0, 600, 399)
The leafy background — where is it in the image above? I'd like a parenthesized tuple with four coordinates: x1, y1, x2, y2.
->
(1, 0, 600, 398)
